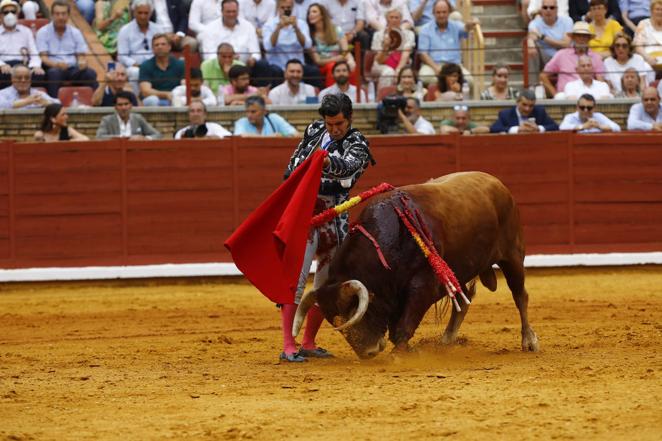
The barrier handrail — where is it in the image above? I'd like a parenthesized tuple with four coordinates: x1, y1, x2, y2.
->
(458, 0, 485, 100)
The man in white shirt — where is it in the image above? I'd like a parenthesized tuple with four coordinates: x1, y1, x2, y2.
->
(627, 87, 662, 131)
(96, 91, 162, 139)
(239, 0, 276, 42)
(364, 0, 413, 31)
(318, 60, 367, 103)
(151, 0, 198, 52)
(0, 0, 44, 88)
(559, 93, 620, 132)
(557, 55, 612, 100)
(188, 0, 221, 36)
(268, 58, 316, 104)
(175, 100, 231, 138)
(171, 68, 217, 107)
(321, 0, 369, 51)
(398, 97, 435, 134)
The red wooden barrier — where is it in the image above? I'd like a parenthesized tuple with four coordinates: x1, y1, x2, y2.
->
(0, 133, 661, 269)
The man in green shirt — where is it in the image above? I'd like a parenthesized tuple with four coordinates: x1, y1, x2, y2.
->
(440, 105, 489, 135)
(138, 33, 185, 106)
(201, 42, 245, 96)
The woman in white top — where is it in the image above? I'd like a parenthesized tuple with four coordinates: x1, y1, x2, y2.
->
(633, 0, 662, 66)
(604, 32, 654, 92)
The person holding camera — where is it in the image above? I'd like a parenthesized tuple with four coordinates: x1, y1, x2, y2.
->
(397, 97, 435, 134)
(175, 100, 231, 139)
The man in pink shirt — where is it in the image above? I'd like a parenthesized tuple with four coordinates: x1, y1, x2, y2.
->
(539, 21, 605, 97)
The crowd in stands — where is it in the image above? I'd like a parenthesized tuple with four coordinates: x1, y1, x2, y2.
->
(0, 0, 661, 139)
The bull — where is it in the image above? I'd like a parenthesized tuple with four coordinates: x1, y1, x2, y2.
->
(293, 171, 539, 359)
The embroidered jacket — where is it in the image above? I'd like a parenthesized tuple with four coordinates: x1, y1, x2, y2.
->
(284, 120, 373, 197)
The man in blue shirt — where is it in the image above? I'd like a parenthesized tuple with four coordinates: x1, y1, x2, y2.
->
(559, 93, 621, 132)
(234, 95, 300, 136)
(527, 0, 573, 86)
(620, 0, 650, 35)
(35, 0, 97, 97)
(417, 0, 478, 85)
(262, 0, 321, 88)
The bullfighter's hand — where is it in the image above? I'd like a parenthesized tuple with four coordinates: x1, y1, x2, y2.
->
(323, 157, 331, 168)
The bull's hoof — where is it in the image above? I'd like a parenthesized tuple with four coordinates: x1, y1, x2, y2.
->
(521, 329, 539, 352)
(440, 332, 457, 345)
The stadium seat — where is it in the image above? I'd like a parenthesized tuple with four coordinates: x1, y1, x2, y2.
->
(363, 50, 376, 81)
(376, 85, 397, 101)
(57, 86, 94, 107)
(18, 18, 49, 35)
(424, 83, 438, 101)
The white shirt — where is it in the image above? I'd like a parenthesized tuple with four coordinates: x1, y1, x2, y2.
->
(603, 55, 654, 92)
(117, 114, 132, 137)
(0, 24, 41, 68)
(292, 0, 314, 21)
(188, 0, 222, 35)
(198, 18, 261, 62)
(153, 0, 174, 34)
(414, 115, 435, 134)
(268, 81, 316, 105)
(175, 122, 231, 139)
(239, 0, 276, 30)
(171, 84, 217, 107)
(559, 111, 621, 132)
(318, 83, 367, 103)
(560, 78, 613, 100)
(321, 0, 366, 34)
(364, 0, 413, 30)
(528, 0, 569, 18)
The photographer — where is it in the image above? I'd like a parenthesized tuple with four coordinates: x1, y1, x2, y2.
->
(175, 100, 231, 139)
(377, 95, 433, 134)
(397, 97, 435, 134)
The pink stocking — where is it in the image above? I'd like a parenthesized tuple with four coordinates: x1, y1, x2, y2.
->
(302, 305, 324, 350)
(280, 303, 298, 355)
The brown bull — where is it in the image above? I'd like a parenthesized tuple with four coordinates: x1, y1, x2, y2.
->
(293, 171, 539, 359)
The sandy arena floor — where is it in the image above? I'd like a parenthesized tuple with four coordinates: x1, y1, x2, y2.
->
(1, 266, 661, 440)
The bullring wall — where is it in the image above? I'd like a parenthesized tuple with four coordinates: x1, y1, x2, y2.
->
(0, 131, 660, 269)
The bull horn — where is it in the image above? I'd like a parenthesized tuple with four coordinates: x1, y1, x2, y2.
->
(292, 289, 318, 337)
(334, 280, 370, 331)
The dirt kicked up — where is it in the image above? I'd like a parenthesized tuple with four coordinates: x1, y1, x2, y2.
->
(1, 266, 660, 440)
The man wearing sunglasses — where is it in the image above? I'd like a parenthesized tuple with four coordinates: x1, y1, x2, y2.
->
(527, 0, 572, 87)
(559, 93, 620, 132)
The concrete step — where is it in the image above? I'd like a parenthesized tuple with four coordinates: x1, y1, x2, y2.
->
(482, 31, 526, 64)
(472, 0, 519, 17)
(477, 13, 524, 29)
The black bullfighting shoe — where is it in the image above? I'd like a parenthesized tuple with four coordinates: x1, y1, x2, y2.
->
(279, 352, 307, 362)
(297, 347, 335, 358)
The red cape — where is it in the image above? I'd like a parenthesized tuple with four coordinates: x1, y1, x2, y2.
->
(224, 150, 326, 304)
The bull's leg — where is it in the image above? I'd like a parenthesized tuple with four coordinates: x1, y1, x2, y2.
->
(498, 258, 539, 352)
(389, 278, 437, 353)
(440, 281, 477, 345)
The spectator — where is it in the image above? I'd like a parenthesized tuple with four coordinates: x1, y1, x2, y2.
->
(117, 0, 163, 93)
(410, 0, 449, 27)
(138, 33, 185, 106)
(417, 0, 478, 85)
(268, 58, 316, 104)
(318, 60, 367, 102)
(588, 0, 623, 57)
(151, 0, 198, 52)
(627, 86, 662, 130)
(633, 0, 662, 65)
(621, 0, 650, 35)
(369, 8, 415, 90)
(527, 0, 572, 86)
(397, 97, 435, 134)
(33, 103, 89, 141)
(0, 0, 45, 88)
(36, 0, 98, 98)
(94, 0, 131, 55)
(201, 43, 244, 94)
(557, 55, 613, 99)
(174, 100, 231, 138)
(293, 0, 313, 21)
(239, 0, 276, 43)
(0, 64, 58, 109)
(234, 95, 299, 136)
(222, 64, 270, 105)
(527, 0, 569, 20)
(92, 63, 140, 106)
(19, 0, 40, 19)
(307, 2, 356, 88)
(75, 0, 96, 24)
(616, 67, 642, 96)
(263, 0, 319, 88)
(540, 21, 606, 97)
(171, 67, 217, 106)
(604, 32, 653, 92)
(559, 93, 621, 131)
(188, 0, 221, 36)
(197, 0, 267, 85)
(395, 65, 425, 98)
(440, 104, 490, 134)
(97, 90, 162, 139)
(320, 0, 369, 53)
(490, 89, 559, 133)
(480, 63, 520, 100)
(364, 0, 413, 31)
(434, 62, 465, 101)
(569, 0, 621, 23)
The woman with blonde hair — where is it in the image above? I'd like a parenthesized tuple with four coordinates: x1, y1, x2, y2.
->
(307, 3, 356, 87)
(633, 0, 662, 66)
(370, 8, 415, 90)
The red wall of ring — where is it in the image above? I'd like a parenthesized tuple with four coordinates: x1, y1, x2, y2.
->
(0, 132, 661, 269)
